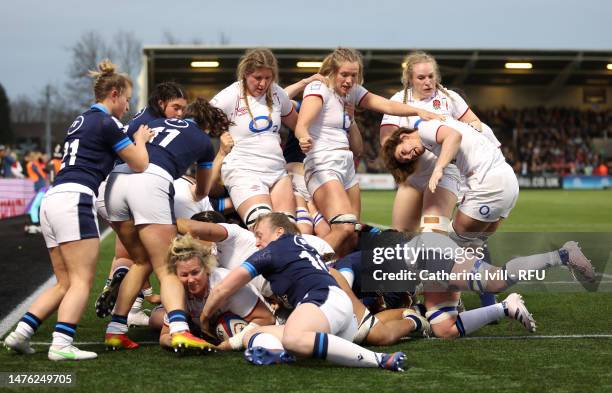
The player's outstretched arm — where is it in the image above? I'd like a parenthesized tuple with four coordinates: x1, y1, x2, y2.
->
(200, 267, 253, 333)
(176, 218, 228, 242)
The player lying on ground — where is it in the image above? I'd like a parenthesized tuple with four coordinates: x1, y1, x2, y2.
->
(390, 232, 595, 339)
(143, 233, 275, 352)
(199, 213, 407, 372)
(329, 251, 431, 345)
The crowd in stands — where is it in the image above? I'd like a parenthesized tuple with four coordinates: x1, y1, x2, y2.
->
(0, 144, 63, 186)
(353, 106, 611, 177)
(2, 107, 610, 182)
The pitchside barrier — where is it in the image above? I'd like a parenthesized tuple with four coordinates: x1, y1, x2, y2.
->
(356, 174, 612, 190)
(0, 179, 35, 219)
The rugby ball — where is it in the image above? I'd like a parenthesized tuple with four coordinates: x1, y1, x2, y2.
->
(215, 312, 247, 340)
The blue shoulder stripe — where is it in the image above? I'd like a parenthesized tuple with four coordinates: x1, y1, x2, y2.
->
(198, 161, 213, 169)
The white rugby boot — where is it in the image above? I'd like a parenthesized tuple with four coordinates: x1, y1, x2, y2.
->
(502, 293, 536, 333)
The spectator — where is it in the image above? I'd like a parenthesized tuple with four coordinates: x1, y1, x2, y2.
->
(0, 144, 17, 178)
(593, 161, 609, 176)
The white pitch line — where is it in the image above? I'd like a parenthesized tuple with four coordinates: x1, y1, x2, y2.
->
(0, 227, 114, 338)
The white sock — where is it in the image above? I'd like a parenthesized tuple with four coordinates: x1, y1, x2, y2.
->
(504, 251, 561, 282)
(15, 322, 35, 339)
(248, 332, 284, 350)
(130, 296, 143, 313)
(457, 303, 505, 336)
(169, 321, 190, 334)
(314, 332, 384, 368)
(51, 332, 73, 347)
(106, 322, 129, 335)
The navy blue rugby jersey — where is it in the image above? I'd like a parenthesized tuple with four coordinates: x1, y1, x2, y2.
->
(54, 104, 132, 194)
(144, 118, 214, 179)
(282, 130, 305, 164)
(334, 251, 406, 309)
(125, 106, 161, 138)
(242, 234, 339, 308)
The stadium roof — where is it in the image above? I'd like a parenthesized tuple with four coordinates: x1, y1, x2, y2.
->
(142, 46, 612, 96)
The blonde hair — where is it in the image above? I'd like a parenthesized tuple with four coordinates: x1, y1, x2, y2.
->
(166, 233, 218, 274)
(400, 51, 452, 104)
(319, 47, 364, 88)
(88, 59, 132, 103)
(236, 48, 278, 121)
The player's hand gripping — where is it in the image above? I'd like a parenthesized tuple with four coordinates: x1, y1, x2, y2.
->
(299, 135, 312, 153)
(133, 125, 155, 145)
(417, 109, 445, 122)
(219, 132, 234, 155)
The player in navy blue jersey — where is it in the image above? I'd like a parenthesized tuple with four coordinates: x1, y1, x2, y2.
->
(200, 213, 407, 372)
(124, 81, 187, 136)
(4, 60, 152, 361)
(95, 81, 189, 325)
(103, 97, 231, 352)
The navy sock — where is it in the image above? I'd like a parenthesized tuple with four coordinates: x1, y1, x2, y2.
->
(312, 332, 329, 359)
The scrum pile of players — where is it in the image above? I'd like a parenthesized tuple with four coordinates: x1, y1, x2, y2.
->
(4, 48, 596, 372)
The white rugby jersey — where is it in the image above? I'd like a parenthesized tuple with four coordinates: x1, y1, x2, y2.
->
(164, 267, 258, 328)
(216, 224, 334, 270)
(216, 223, 258, 270)
(416, 118, 504, 182)
(173, 177, 213, 219)
(211, 82, 294, 171)
(380, 88, 469, 129)
(302, 81, 369, 155)
(380, 88, 467, 177)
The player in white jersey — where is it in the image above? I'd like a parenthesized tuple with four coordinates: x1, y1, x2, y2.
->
(211, 48, 299, 228)
(380, 52, 483, 234)
(176, 213, 334, 298)
(382, 118, 518, 246)
(149, 234, 275, 352)
(294, 48, 443, 256)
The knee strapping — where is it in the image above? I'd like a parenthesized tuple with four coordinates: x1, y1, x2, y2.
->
(296, 208, 313, 225)
(449, 221, 485, 248)
(420, 215, 450, 234)
(281, 212, 296, 224)
(313, 212, 325, 226)
(353, 311, 380, 344)
(467, 259, 492, 294)
(425, 301, 460, 324)
(245, 204, 272, 229)
(329, 213, 358, 226)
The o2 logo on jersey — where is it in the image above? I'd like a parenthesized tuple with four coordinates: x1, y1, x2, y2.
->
(164, 119, 190, 128)
(67, 116, 84, 135)
(249, 116, 275, 133)
(479, 205, 491, 218)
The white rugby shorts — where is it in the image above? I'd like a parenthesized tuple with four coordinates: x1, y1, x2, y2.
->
(458, 163, 519, 222)
(41, 183, 99, 248)
(304, 150, 358, 196)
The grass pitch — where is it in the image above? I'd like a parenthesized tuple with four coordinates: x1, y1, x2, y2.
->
(1, 190, 612, 393)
